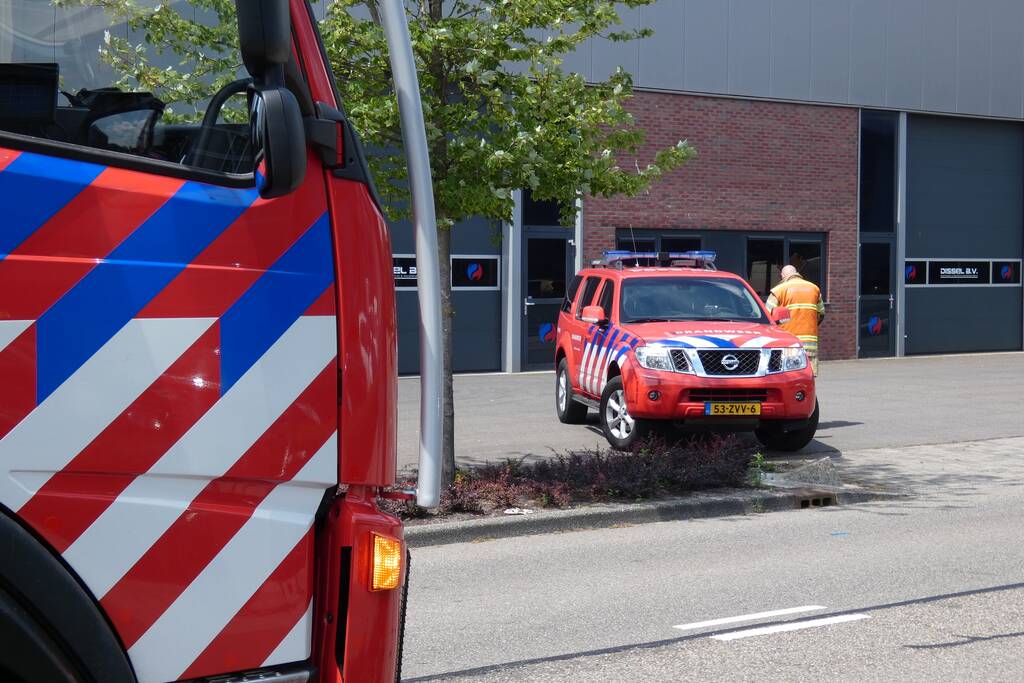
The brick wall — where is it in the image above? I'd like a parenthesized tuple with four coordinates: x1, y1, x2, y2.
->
(583, 91, 859, 360)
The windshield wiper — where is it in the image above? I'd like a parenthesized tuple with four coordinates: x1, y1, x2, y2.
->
(625, 317, 683, 323)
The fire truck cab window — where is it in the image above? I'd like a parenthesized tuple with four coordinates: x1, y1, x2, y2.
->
(575, 276, 601, 319)
(0, 1, 254, 175)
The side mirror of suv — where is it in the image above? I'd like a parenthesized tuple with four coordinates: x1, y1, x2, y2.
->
(770, 306, 791, 324)
(249, 86, 306, 198)
(581, 305, 608, 325)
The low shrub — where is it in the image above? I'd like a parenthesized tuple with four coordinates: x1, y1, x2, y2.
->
(380, 434, 757, 519)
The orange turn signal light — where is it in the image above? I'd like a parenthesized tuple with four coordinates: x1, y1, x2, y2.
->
(370, 533, 403, 592)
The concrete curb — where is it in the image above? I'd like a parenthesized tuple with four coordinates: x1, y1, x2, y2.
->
(403, 485, 905, 548)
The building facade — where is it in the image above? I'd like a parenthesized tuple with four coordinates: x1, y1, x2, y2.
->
(395, 0, 1024, 373)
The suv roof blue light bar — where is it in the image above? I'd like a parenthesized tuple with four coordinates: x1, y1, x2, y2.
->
(598, 250, 718, 270)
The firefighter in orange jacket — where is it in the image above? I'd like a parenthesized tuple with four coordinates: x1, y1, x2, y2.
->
(766, 265, 825, 375)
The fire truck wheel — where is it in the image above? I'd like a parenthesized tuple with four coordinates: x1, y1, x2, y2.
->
(556, 359, 588, 424)
(754, 400, 820, 452)
(600, 376, 651, 450)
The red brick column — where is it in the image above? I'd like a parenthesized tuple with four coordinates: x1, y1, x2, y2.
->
(583, 91, 859, 360)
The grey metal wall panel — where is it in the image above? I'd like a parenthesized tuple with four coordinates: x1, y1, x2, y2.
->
(560, 24, 593, 78)
(885, 0, 924, 110)
(553, 0, 1024, 120)
(728, 0, 771, 97)
(955, 0, 992, 115)
(848, 0, 887, 105)
(907, 115, 1023, 259)
(906, 288, 1022, 354)
(904, 110, 1024, 355)
(989, 0, 1024, 118)
(920, 0, 958, 113)
(393, 217, 503, 374)
(592, 5, 640, 81)
(683, 0, 729, 93)
(770, 0, 812, 101)
(809, 0, 851, 103)
(639, 2, 684, 91)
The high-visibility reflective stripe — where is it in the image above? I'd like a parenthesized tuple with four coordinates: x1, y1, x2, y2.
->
(787, 303, 820, 310)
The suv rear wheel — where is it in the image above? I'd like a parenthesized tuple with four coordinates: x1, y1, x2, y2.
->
(600, 376, 650, 450)
(555, 359, 588, 424)
(754, 400, 819, 452)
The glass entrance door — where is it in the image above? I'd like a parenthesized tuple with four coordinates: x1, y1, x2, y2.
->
(523, 230, 573, 369)
(859, 240, 896, 357)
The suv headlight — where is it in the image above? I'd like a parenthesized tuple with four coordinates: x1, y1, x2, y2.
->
(780, 347, 807, 372)
(634, 346, 678, 372)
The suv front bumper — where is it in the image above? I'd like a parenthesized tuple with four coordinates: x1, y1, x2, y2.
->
(622, 363, 816, 424)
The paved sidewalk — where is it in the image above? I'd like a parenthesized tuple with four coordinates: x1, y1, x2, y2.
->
(396, 353, 1024, 473)
(831, 436, 1024, 501)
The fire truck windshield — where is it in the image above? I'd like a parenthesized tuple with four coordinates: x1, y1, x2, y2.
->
(620, 277, 769, 324)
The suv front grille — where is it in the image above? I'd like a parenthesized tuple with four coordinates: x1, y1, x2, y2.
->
(669, 349, 690, 372)
(687, 389, 768, 402)
(768, 349, 783, 372)
(696, 349, 761, 376)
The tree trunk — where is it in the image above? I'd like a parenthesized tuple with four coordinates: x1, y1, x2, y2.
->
(427, 0, 456, 485)
(436, 222, 456, 484)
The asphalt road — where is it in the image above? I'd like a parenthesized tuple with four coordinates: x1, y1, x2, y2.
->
(397, 352, 1024, 472)
(400, 437, 1024, 681)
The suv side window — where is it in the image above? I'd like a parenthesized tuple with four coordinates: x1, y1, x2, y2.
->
(575, 276, 602, 320)
(562, 275, 583, 313)
(597, 279, 615, 318)
(0, 1, 254, 176)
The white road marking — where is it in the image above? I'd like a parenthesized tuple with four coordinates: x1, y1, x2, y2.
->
(673, 605, 826, 632)
(711, 613, 869, 641)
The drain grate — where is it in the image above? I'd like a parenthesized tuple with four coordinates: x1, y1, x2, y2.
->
(799, 496, 834, 508)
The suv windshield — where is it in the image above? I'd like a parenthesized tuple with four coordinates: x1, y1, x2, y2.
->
(620, 277, 769, 324)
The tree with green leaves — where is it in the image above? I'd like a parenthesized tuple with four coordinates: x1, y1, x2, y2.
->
(69, 0, 695, 485)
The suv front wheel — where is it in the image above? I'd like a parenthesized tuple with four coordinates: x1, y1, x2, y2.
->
(600, 376, 650, 450)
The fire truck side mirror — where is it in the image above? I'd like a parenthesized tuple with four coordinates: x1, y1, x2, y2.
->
(581, 305, 608, 325)
(249, 86, 306, 198)
(771, 306, 791, 324)
(235, 0, 290, 83)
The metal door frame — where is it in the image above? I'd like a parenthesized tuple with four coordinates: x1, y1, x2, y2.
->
(858, 236, 898, 357)
(520, 225, 575, 370)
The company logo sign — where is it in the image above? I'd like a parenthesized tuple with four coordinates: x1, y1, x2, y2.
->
(905, 265, 916, 281)
(720, 354, 740, 371)
(1001, 265, 1013, 281)
(867, 315, 883, 336)
(539, 322, 556, 343)
(451, 256, 499, 288)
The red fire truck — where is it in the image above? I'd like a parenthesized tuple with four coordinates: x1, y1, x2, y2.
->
(0, 1, 443, 681)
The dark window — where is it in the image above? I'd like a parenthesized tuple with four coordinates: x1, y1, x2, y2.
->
(746, 239, 784, 298)
(0, 1, 254, 175)
(860, 110, 898, 233)
(575, 276, 602, 319)
(562, 274, 583, 312)
(615, 235, 657, 252)
(613, 231, 699, 253)
(523, 189, 568, 226)
(789, 242, 822, 289)
(860, 243, 892, 295)
(526, 238, 567, 299)
(597, 279, 615, 317)
(661, 236, 702, 252)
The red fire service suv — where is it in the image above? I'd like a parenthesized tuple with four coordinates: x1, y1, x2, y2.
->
(555, 251, 819, 451)
(0, 1, 445, 682)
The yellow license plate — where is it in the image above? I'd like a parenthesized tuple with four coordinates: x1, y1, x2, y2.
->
(704, 402, 761, 416)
